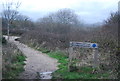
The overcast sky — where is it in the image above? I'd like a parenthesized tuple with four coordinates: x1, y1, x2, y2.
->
(0, 0, 119, 24)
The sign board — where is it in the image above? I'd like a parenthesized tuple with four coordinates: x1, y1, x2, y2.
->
(69, 41, 99, 69)
(70, 41, 98, 48)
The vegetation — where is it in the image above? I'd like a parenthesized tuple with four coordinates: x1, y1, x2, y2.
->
(1, 1, 21, 40)
(2, 37, 7, 44)
(25, 41, 112, 79)
(32, 46, 110, 79)
(1, 1, 119, 78)
(15, 10, 118, 79)
(2, 40, 26, 79)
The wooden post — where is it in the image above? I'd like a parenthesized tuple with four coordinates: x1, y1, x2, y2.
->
(68, 47, 73, 72)
(7, 22, 10, 40)
(93, 48, 99, 68)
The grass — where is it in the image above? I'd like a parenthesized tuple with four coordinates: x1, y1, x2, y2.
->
(16, 55, 26, 63)
(3, 53, 26, 79)
(25, 43, 110, 79)
(47, 51, 109, 79)
(2, 38, 26, 79)
(33, 47, 110, 79)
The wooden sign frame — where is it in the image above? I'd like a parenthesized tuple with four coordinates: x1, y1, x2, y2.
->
(68, 41, 99, 71)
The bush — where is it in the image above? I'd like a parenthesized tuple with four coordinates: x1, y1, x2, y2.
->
(2, 37, 7, 44)
(2, 43, 26, 79)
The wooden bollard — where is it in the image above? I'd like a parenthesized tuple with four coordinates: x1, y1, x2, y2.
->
(93, 48, 99, 68)
(68, 47, 73, 72)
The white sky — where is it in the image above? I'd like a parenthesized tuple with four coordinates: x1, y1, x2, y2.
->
(0, 0, 119, 24)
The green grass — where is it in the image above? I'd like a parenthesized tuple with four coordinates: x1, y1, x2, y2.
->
(16, 55, 26, 62)
(27, 44, 110, 79)
(3, 54, 26, 79)
(42, 50, 110, 79)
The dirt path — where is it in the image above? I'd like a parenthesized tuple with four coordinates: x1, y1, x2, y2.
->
(6, 36, 58, 79)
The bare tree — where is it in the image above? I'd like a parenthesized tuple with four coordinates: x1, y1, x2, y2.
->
(55, 9, 79, 25)
(2, 0, 21, 40)
(36, 8, 81, 34)
(104, 12, 120, 24)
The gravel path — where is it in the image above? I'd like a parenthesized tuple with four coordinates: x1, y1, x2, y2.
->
(7, 36, 58, 79)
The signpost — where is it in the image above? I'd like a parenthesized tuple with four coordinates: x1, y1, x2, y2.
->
(70, 42, 98, 48)
(68, 41, 99, 71)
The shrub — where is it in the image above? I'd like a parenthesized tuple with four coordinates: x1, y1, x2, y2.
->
(2, 42, 26, 79)
(2, 37, 7, 44)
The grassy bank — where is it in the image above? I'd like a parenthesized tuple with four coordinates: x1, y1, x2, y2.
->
(47, 51, 110, 79)
(29, 45, 110, 79)
(3, 55, 26, 79)
(2, 42, 26, 79)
